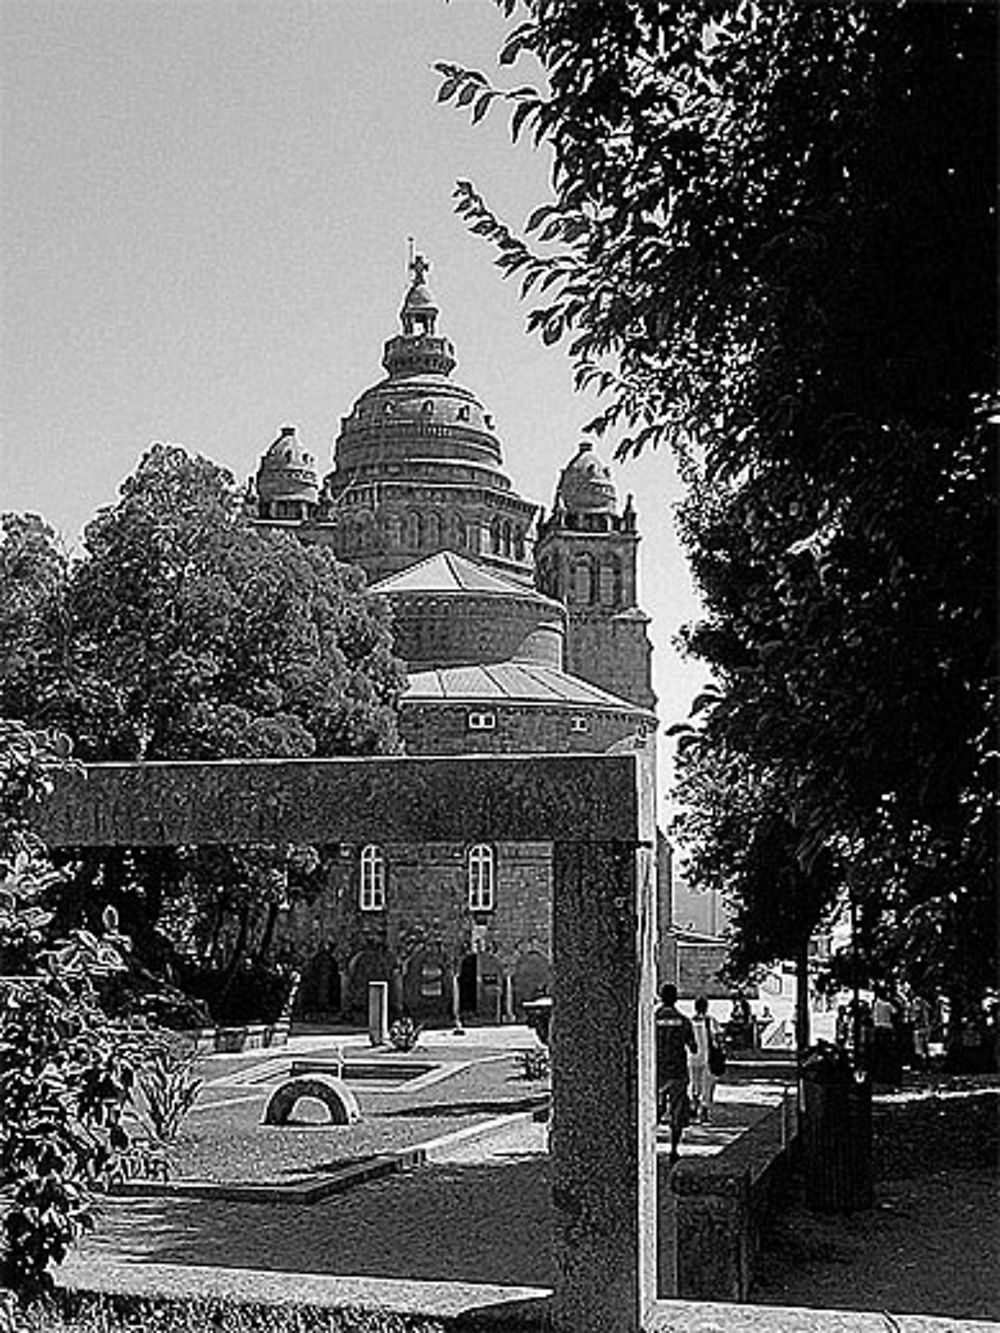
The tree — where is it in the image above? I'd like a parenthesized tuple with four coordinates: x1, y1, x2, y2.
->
(64, 442, 405, 761)
(0, 722, 138, 1298)
(1, 444, 408, 1012)
(0, 514, 71, 729)
(439, 2, 996, 1000)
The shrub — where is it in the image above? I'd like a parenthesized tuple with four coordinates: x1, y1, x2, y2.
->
(387, 1017, 421, 1052)
(520, 1047, 551, 1082)
(13, 1292, 448, 1331)
(0, 721, 143, 1298)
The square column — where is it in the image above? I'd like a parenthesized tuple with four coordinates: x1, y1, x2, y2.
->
(551, 838, 657, 1333)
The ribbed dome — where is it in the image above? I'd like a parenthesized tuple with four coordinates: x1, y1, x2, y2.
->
(256, 426, 319, 504)
(556, 442, 617, 514)
(332, 255, 506, 483)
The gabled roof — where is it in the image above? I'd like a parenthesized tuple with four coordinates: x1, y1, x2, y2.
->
(372, 550, 561, 607)
(402, 659, 654, 717)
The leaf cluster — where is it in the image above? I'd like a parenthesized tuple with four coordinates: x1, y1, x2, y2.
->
(445, 2, 997, 995)
(1, 444, 407, 763)
(0, 723, 145, 1297)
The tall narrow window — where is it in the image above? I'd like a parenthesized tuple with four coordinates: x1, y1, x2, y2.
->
(359, 845, 386, 911)
(467, 844, 495, 912)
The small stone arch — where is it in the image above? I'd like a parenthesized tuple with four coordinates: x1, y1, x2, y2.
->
(347, 945, 392, 1019)
(403, 947, 450, 1020)
(298, 946, 342, 1019)
(383, 513, 402, 550)
(262, 1075, 360, 1126)
(513, 950, 552, 1018)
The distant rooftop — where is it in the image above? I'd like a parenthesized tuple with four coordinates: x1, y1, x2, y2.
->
(373, 551, 559, 606)
(403, 659, 653, 715)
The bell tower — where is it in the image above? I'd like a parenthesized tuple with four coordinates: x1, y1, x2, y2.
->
(534, 442, 655, 712)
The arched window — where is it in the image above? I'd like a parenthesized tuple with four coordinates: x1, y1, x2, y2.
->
(572, 555, 593, 605)
(467, 844, 495, 912)
(490, 517, 502, 554)
(599, 560, 617, 606)
(501, 519, 512, 558)
(513, 527, 525, 562)
(359, 845, 386, 912)
(426, 511, 442, 546)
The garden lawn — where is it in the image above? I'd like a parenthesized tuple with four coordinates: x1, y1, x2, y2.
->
(167, 1053, 547, 1185)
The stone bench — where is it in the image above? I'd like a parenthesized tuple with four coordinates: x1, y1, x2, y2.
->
(666, 1092, 798, 1302)
(262, 1074, 361, 1126)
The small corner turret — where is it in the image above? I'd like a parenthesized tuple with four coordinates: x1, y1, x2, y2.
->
(534, 440, 655, 712)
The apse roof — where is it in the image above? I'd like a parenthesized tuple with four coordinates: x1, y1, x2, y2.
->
(402, 659, 653, 716)
(372, 551, 561, 607)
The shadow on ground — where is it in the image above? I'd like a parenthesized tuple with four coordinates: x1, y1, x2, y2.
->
(88, 1156, 554, 1289)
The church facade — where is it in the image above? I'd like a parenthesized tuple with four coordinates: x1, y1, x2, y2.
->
(248, 258, 657, 1025)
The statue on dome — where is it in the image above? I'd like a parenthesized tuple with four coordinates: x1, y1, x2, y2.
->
(410, 251, 430, 286)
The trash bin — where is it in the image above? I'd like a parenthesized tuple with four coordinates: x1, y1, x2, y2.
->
(801, 1044, 873, 1212)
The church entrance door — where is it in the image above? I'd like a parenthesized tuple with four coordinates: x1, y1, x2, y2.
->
(458, 953, 478, 1015)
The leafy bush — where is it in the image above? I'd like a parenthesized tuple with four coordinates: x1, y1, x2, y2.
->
(0, 721, 144, 1298)
(519, 1047, 551, 1082)
(13, 1292, 447, 1331)
(387, 1017, 421, 1052)
(112, 1034, 203, 1180)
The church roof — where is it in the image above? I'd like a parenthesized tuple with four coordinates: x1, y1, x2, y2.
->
(402, 659, 653, 716)
(372, 551, 561, 608)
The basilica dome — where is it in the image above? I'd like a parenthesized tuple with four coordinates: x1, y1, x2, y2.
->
(555, 442, 617, 515)
(256, 425, 319, 507)
(330, 255, 507, 488)
(319, 254, 538, 585)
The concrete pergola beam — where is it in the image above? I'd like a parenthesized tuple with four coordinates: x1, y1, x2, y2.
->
(38, 753, 658, 1333)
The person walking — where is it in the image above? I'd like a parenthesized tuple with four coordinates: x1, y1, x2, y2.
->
(655, 982, 697, 1166)
(690, 995, 723, 1123)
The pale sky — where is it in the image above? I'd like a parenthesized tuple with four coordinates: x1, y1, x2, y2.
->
(1, 0, 709, 801)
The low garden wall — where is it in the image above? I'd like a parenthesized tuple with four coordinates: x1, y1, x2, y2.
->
(182, 1017, 292, 1055)
(668, 1092, 798, 1302)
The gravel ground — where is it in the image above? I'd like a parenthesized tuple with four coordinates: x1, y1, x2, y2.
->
(754, 1166, 1000, 1323)
(172, 1053, 547, 1184)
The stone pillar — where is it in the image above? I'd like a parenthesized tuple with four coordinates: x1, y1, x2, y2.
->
(368, 981, 389, 1046)
(550, 838, 657, 1333)
(449, 971, 464, 1032)
(502, 971, 516, 1024)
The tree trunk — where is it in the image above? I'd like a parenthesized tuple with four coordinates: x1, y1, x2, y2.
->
(217, 900, 251, 1006)
(254, 900, 280, 969)
(795, 934, 811, 1054)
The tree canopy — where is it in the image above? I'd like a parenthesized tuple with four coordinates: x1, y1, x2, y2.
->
(1, 443, 406, 761)
(0, 445, 408, 1015)
(439, 1, 997, 1000)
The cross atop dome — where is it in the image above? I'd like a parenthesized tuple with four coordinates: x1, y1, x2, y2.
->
(400, 243, 439, 337)
(409, 249, 430, 286)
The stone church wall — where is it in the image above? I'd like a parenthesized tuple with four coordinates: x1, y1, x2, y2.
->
(282, 839, 553, 1023)
(399, 703, 648, 757)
